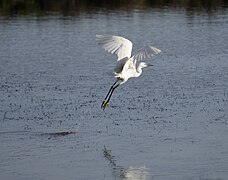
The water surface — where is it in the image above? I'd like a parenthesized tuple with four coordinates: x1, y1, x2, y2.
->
(0, 1, 228, 180)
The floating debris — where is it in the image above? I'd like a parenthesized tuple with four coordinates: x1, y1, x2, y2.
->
(43, 131, 78, 137)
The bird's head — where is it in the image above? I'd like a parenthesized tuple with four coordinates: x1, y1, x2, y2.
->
(139, 62, 153, 68)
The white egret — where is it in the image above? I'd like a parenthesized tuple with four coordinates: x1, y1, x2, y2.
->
(96, 35, 161, 110)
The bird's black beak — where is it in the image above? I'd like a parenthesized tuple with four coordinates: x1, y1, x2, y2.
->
(147, 64, 153, 67)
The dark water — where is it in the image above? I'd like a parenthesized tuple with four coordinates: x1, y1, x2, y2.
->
(1, 0, 228, 16)
(0, 1, 228, 180)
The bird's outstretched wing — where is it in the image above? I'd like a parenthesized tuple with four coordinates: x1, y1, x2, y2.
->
(96, 35, 133, 61)
(132, 45, 161, 61)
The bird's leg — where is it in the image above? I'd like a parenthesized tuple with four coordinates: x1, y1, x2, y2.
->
(101, 79, 118, 108)
(102, 84, 120, 110)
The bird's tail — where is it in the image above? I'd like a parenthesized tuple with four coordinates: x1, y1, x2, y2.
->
(112, 72, 120, 78)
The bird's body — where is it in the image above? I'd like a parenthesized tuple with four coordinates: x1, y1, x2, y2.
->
(96, 35, 161, 109)
(114, 58, 150, 81)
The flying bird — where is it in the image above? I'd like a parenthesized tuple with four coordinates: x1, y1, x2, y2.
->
(96, 35, 161, 110)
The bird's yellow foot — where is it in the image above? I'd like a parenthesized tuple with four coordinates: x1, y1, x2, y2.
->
(101, 100, 109, 110)
(103, 102, 109, 110)
(101, 100, 107, 108)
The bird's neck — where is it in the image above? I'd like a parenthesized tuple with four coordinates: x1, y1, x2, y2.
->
(136, 65, 143, 77)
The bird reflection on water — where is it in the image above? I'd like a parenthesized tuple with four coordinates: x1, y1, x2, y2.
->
(103, 146, 149, 180)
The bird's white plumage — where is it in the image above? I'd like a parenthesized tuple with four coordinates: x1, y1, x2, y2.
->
(97, 35, 162, 109)
(96, 35, 133, 61)
(96, 35, 161, 62)
(132, 45, 161, 61)
(96, 34, 162, 83)
(114, 57, 129, 73)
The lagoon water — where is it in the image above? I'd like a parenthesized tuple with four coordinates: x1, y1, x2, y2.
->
(0, 1, 228, 180)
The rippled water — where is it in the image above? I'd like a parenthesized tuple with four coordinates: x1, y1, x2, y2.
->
(0, 6, 228, 180)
